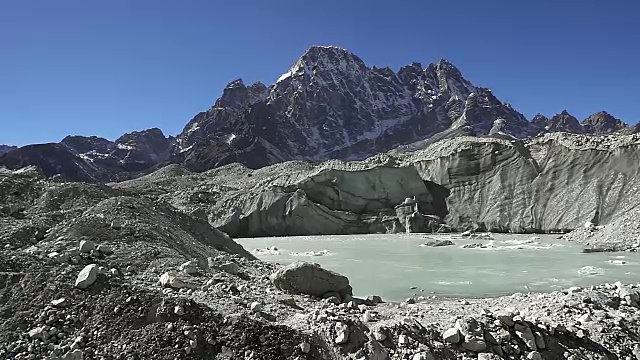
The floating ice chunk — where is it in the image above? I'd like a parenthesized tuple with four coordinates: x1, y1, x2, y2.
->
(577, 266, 605, 276)
(436, 280, 472, 285)
(253, 247, 280, 255)
(290, 250, 331, 257)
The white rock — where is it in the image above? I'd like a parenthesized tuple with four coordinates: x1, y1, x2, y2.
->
(159, 271, 196, 289)
(48, 252, 70, 263)
(527, 351, 543, 360)
(362, 310, 374, 323)
(78, 240, 96, 253)
(174, 305, 185, 316)
(28, 326, 45, 339)
(250, 301, 262, 313)
(442, 327, 461, 343)
(578, 313, 592, 323)
(398, 334, 409, 346)
(179, 260, 198, 274)
(567, 286, 583, 294)
(75, 264, 98, 289)
(334, 322, 349, 344)
(299, 342, 311, 353)
(51, 298, 68, 307)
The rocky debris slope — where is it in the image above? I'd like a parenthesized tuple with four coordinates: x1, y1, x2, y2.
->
(562, 207, 640, 252)
(114, 159, 450, 238)
(2, 162, 640, 359)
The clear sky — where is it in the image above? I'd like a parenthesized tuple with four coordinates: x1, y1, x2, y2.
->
(2, 0, 638, 146)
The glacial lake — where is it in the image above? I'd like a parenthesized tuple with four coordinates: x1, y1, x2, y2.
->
(237, 234, 640, 302)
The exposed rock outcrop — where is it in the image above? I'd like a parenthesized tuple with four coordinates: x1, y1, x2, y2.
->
(581, 111, 626, 135)
(0, 129, 173, 182)
(544, 110, 584, 134)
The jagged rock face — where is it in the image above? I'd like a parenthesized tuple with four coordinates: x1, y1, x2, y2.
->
(543, 110, 584, 133)
(0, 143, 110, 183)
(455, 89, 534, 138)
(582, 111, 626, 134)
(62, 128, 172, 172)
(0, 145, 17, 155)
(113, 128, 173, 171)
(530, 114, 549, 134)
(174, 46, 536, 171)
(0, 129, 173, 182)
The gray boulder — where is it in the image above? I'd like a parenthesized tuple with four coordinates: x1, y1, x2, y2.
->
(179, 259, 198, 274)
(75, 264, 98, 289)
(78, 240, 96, 253)
(159, 271, 197, 289)
(442, 327, 461, 343)
(270, 262, 351, 298)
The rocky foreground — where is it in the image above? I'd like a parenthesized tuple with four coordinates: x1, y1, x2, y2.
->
(1, 166, 640, 360)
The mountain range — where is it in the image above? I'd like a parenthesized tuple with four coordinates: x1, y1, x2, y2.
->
(0, 46, 634, 182)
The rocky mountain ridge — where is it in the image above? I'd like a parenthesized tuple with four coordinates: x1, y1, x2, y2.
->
(0, 46, 635, 181)
(0, 145, 17, 155)
(0, 128, 173, 182)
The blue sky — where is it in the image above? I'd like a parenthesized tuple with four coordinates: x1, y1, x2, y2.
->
(1, 0, 638, 146)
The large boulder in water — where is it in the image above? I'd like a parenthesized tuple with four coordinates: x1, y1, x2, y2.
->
(270, 262, 351, 298)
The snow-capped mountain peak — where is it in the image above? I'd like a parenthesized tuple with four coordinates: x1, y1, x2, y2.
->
(2, 46, 631, 181)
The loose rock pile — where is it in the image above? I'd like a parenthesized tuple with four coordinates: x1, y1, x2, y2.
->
(2, 165, 640, 359)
